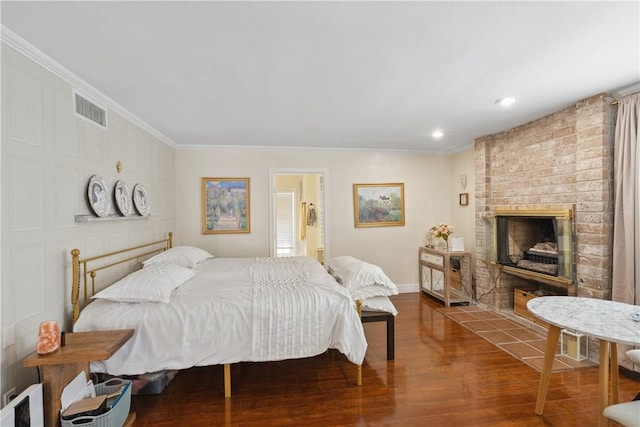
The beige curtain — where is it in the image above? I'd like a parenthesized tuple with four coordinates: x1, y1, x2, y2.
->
(612, 92, 639, 305)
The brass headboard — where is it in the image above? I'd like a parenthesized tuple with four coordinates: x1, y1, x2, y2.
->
(71, 232, 173, 324)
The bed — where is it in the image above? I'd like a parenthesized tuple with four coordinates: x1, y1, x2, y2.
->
(70, 233, 368, 397)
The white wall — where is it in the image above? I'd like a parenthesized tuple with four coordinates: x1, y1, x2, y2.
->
(449, 149, 476, 270)
(176, 148, 460, 287)
(1, 46, 176, 396)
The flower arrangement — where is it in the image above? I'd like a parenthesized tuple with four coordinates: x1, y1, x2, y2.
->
(429, 223, 454, 242)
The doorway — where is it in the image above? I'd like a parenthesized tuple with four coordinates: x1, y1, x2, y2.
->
(269, 169, 327, 263)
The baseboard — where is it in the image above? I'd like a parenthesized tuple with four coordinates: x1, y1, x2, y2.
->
(397, 283, 419, 293)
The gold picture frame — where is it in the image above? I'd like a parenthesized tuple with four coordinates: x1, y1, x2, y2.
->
(353, 183, 405, 227)
(202, 178, 250, 234)
(459, 193, 469, 206)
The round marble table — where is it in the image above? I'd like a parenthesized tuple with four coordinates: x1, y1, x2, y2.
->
(527, 296, 640, 426)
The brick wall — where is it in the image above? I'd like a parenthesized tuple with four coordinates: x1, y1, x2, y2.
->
(474, 94, 616, 312)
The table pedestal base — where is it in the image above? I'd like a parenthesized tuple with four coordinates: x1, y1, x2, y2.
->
(535, 326, 620, 427)
(534, 325, 561, 415)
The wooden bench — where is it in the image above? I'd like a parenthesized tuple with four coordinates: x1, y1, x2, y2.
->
(361, 311, 395, 360)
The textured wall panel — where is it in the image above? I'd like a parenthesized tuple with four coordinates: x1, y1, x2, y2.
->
(125, 126, 140, 173)
(54, 165, 79, 228)
(108, 118, 125, 167)
(52, 85, 79, 156)
(8, 155, 45, 231)
(6, 65, 43, 147)
(10, 243, 46, 320)
(82, 119, 107, 162)
(85, 235, 107, 258)
(159, 144, 175, 183)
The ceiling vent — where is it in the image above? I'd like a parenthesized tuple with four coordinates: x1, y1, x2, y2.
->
(72, 89, 107, 129)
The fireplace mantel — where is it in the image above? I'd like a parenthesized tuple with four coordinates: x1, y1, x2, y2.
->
(499, 265, 576, 295)
(492, 208, 573, 219)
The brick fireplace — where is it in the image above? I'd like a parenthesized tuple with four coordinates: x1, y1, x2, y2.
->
(474, 93, 616, 314)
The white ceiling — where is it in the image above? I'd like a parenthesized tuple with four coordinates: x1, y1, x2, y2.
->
(1, 1, 639, 153)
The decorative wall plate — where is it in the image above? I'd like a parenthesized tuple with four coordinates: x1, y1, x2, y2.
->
(114, 180, 131, 216)
(133, 184, 150, 216)
(87, 175, 110, 217)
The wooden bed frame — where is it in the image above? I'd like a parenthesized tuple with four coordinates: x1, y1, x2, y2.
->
(70, 232, 363, 397)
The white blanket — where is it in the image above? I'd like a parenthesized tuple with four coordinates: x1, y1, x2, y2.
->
(73, 257, 367, 375)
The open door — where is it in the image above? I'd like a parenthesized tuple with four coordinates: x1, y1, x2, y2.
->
(269, 169, 327, 263)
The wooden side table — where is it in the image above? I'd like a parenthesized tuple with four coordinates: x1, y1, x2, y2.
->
(24, 329, 134, 427)
(419, 246, 473, 307)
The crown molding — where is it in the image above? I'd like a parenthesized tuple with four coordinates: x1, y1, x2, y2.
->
(176, 142, 468, 155)
(1, 26, 177, 148)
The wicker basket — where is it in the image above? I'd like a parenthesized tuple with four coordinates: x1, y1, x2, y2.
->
(61, 379, 131, 427)
(514, 289, 553, 329)
(514, 289, 537, 322)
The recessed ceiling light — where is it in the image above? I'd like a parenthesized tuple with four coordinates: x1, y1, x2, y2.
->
(431, 130, 444, 138)
(495, 96, 518, 106)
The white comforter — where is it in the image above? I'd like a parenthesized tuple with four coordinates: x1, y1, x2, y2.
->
(73, 256, 368, 375)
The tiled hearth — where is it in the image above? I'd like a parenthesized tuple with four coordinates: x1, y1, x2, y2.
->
(436, 304, 597, 372)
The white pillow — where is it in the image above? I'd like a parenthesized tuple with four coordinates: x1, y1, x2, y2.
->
(143, 246, 213, 269)
(325, 256, 360, 274)
(351, 284, 398, 300)
(291, 256, 329, 281)
(627, 349, 640, 364)
(361, 296, 398, 315)
(92, 264, 195, 303)
(331, 259, 399, 298)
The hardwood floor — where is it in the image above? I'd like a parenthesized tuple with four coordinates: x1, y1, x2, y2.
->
(130, 293, 639, 426)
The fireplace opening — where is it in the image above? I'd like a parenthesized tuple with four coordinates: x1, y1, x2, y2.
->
(492, 209, 574, 286)
(497, 216, 558, 274)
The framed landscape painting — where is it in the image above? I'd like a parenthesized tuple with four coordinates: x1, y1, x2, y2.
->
(353, 183, 405, 227)
(202, 178, 250, 234)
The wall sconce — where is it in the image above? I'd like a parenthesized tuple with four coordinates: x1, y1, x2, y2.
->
(116, 161, 123, 174)
(459, 174, 467, 190)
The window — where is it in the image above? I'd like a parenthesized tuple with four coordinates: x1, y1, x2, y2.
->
(275, 191, 295, 256)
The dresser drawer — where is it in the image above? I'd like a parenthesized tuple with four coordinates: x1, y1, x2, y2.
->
(420, 251, 444, 267)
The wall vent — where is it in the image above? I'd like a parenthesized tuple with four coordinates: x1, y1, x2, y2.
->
(72, 90, 107, 129)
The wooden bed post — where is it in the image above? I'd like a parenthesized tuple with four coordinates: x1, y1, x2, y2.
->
(224, 364, 231, 397)
(168, 232, 173, 249)
(356, 299, 362, 386)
